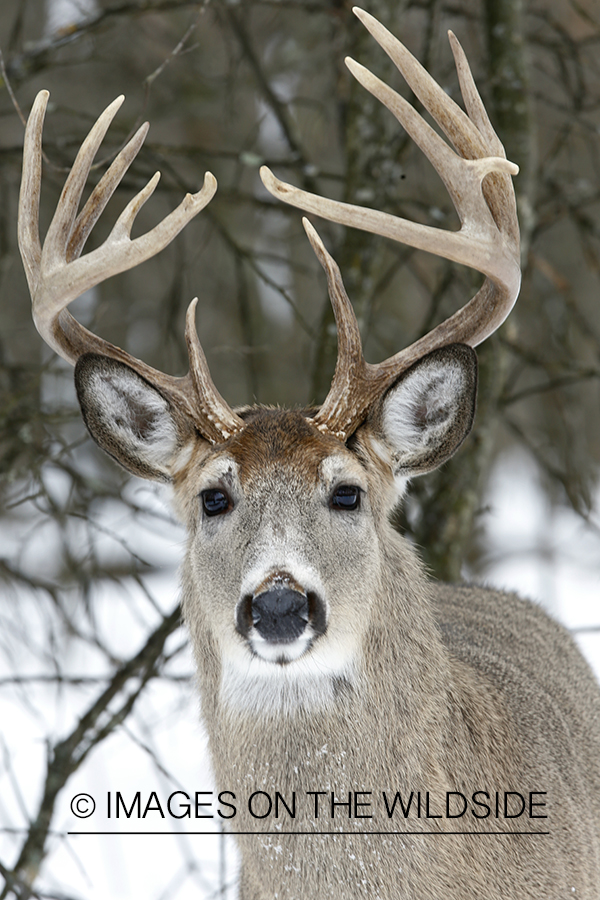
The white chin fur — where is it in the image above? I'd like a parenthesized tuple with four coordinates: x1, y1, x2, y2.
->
(220, 634, 358, 715)
(224, 558, 358, 712)
(249, 630, 314, 663)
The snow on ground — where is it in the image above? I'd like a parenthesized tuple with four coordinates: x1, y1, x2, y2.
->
(479, 450, 600, 680)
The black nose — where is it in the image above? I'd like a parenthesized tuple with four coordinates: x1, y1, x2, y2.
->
(250, 587, 309, 643)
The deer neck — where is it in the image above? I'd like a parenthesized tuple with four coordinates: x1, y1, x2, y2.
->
(183, 539, 478, 798)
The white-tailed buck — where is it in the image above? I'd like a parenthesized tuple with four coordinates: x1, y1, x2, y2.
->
(18, 8, 600, 898)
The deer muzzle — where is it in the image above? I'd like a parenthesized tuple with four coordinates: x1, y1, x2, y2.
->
(251, 586, 309, 643)
(236, 572, 326, 661)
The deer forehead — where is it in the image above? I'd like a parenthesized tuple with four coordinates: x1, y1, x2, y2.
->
(188, 408, 369, 496)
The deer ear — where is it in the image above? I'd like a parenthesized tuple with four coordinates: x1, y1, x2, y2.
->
(74, 354, 198, 482)
(369, 344, 478, 477)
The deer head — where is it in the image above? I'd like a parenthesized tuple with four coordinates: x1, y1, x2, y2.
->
(19, 10, 519, 700)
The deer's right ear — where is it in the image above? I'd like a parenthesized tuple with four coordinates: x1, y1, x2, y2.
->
(369, 344, 478, 478)
(75, 354, 199, 482)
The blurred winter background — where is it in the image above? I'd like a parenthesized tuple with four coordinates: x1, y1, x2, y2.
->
(0, 0, 599, 897)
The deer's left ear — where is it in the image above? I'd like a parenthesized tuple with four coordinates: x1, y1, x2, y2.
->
(366, 344, 478, 477)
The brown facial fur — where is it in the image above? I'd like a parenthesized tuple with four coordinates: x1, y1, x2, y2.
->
(227, 408, 344, 485)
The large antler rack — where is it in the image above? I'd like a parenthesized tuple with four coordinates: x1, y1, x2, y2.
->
(260, 7, 521, 442)
(19, 91, 244, 444)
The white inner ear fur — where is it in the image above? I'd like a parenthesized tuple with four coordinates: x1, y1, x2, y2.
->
(381, 357, 466, 457)
(87, 368, 180, 476)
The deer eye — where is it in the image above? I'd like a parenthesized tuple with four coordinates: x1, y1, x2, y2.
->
(330, 485, 361, 511)
(201, 489, 231, 517)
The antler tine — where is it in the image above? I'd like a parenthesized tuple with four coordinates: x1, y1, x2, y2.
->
(67, 120, 150, 262)
(20, 91, 218, 362)
(185, 298, 245, 440)
(447, 30, 520, 252)
(353, 10, 493, 163)
(41, 94, 126, 269)
(260, 40, 520, 314)
(446, 31, 504, 158)
(354, 9, 519, 254)
(341, 53, 519, 303)
(18, 91, 47, 295)
(260, 8, 521, 441)
(19, 90, 244, 444)
(302, 219, 367, 437)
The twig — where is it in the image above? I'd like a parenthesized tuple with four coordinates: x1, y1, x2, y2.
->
(0, 47, 27, 127)
(1, 606, 182, 898)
